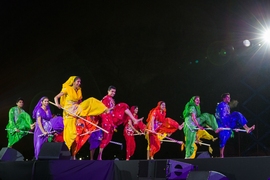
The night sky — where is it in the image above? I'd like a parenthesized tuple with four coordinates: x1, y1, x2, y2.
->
(1, 0, 270, 160)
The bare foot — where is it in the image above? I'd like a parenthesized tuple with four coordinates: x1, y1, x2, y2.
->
(212, 137, 218, 142)
(246, 125, 255, 133)
(97, 154, 102, 160)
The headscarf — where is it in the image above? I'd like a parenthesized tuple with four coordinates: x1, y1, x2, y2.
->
(146, 101, 166, 123)
(32, 96, 51, 119)
(130, 106, 138, 118)
(60, 76, 82, 107)
(182, 96, 201, 118)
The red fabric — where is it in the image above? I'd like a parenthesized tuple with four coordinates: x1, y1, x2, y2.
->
(72, 116, 99, 156)
(53, 132, 64, 142)
(100, 96, 129, 149)
(149, 134, 161, 157)
(124, 133, 135, 160)
(157, 118, 179, 134)
(146, 101, 179, 157)
(112, 103, 129, 127)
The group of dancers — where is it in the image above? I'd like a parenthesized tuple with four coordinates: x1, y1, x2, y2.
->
(6, 76, 256, 160)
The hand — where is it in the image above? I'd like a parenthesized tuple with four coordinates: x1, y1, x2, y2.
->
(56, 104, 62, 109)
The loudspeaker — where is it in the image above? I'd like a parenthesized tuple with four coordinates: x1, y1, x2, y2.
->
(196, 151, 211, 159)
(0, 147, 24, 161)
(138, 159, 197, 180)
(187, 171, 229, 180)
(38, 142, 71, 160)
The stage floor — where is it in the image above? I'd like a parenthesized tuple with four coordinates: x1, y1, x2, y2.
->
(1, 156, 270, 180)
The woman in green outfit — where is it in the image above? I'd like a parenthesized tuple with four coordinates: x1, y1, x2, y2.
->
(183, 96, 220, 159)
(6, 97, 35, 147)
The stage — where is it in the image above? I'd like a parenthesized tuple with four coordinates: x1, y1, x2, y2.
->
(1, 156, 270, 180)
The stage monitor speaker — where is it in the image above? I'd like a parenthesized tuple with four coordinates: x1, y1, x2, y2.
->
(38, 142, 71, 160)
(138, 159, 197, 180)
(0, 147, 24, 161)
(196, 151, 211, 159)
(187, 171, 229, 180)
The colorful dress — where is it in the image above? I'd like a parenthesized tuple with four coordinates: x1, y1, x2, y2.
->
(59, 76, 107, 150)
(215, 101, 248, 148)
(99, 95, 130, 149)
(123, 106, 146, 160)
(183, 96, 218, 158)
(6, 107, 33, 147)
(146, 101, 180, 158)
(32, 97, 64, 159)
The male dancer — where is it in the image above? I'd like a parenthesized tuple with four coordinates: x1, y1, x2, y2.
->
(98, 86, 143, 160)
(216, 93, 255, 158)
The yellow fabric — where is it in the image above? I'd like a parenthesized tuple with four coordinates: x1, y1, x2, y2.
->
(60, 76, 82, 108)
(146, 132, 167, 151)
(59, 76, 107, 150)
(183, 130, 214, 159)
(197, 130, 214, 140)
(79, 97, 107, 116)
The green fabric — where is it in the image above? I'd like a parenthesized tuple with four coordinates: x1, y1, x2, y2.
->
(182, 96, 201, 118)
(6, 107, 33, 147)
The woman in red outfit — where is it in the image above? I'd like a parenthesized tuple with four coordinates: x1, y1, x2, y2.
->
(123, 106, 146, 160)
(146, 101, 183, 159)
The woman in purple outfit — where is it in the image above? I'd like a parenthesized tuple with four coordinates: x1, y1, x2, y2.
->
(32, 96, 63, 159)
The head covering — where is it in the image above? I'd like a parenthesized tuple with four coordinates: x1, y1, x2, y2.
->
(130, 106, 138, 116)
(146, 101, 166, 123)
(32, 96, 51, 119)
(60, 76, 82, 107)
(182, 96, 201, 118)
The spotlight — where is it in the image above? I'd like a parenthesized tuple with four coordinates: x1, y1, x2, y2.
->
(243, 39, 251, 47)
(262, 30, 270, 43)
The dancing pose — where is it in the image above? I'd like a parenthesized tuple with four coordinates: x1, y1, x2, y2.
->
(6, 97, 35, 148)
(98, 86, 143, 160)
(54, 76, 107, 159)
(88, 128, 103, 160)
(183, 96, 220, 159)
(123, 106, 146, 160)
(146, 101, 183, 160)
(216, 93, 255, 158)
(181, 129, 218, 159)
(32, 96, 64, 159)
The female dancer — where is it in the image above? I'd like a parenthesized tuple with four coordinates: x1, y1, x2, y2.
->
(32, 96, 63, 159)
(123, 106, 146, 160)
(6, 97, 35, 148)
(146, 101, 183, 160)
(54, 76, 107, 159)
(183, 96, 220, 159)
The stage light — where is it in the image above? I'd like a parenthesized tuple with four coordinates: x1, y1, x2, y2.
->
(243, 39, 251, 47)
(262, 30, 270, 43)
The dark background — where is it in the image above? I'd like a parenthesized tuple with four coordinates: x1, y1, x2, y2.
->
(1, 0, 270, 160)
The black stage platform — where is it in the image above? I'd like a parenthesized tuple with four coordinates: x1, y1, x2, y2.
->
(1, 156, 270, 180)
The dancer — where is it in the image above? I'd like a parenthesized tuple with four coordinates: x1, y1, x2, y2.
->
(181, 129, 218, 159)
(6, 97, 35, 148)
(216, 93, 255, 158)
(72, 116, 100, 159)
(98, 86, 143, 160)
(123, 106, 146, 160)
(146, 101, 184, 160)
(88, 127, 103, 160)
(183, 96, 220, 159)
(32, 96, 64, 159)
(54, 76, 107, 158)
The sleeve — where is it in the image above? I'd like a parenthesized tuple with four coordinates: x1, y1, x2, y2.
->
(189, 106, 196, 115)
(8, 108, 17, 128)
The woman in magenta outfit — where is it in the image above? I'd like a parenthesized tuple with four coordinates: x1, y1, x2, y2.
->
(32, 96, 63, 159)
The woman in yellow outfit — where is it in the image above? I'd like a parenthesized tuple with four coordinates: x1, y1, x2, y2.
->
(54, 76, 107, 157)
